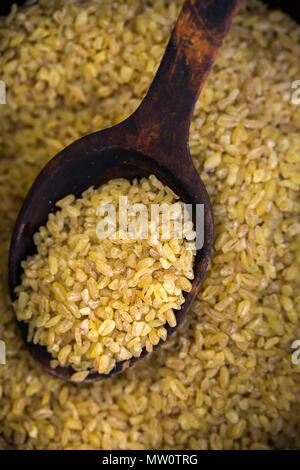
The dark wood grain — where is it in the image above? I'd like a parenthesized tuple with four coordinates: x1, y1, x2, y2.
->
(9, 0, 241, 383)
(132, 0, 241, 161)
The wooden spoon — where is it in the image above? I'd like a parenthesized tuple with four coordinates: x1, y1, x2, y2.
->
(9, 0, 241, 383)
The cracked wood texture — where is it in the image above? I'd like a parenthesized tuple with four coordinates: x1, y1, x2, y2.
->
(132, 0, 242, 160)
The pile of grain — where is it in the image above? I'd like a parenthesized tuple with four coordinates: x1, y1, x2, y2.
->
(0, 0, 300, 450)
(14, 175, 195, 380)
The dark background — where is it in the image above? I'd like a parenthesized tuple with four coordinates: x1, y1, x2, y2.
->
(0, 0, 299, 23)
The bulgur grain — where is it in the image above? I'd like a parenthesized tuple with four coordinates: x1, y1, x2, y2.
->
(0, 0, 299, 451)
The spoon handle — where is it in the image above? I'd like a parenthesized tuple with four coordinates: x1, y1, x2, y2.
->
(132, 0, 241, 156)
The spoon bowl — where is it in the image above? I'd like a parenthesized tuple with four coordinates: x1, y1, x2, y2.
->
(9, 0, 241, 383)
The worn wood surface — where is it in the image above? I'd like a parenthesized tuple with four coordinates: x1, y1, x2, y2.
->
(9, 0, 241, 383)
